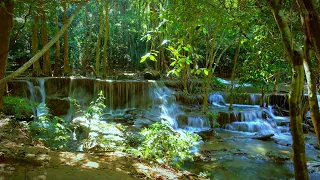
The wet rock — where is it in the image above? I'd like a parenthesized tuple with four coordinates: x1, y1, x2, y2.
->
(174, 91, 203, 104)
(197, 129, 214, 140)
(164, 81, 184, 89)
(277, 120, 290, 126)
(134, 118, 154, 128)
(274, 139, 291, 146)
(308, 161, 320, 174)
(46, 97, 70, 116)
(252, 133, 274, 141)
(143, 71, 160, 80)
(217, 112, 238, 126)
(302, 123, 311, 133)
(265, 150, 290, 164)
(177, 114, 188, 128)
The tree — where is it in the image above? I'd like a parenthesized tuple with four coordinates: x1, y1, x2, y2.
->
(0, 0, 14, 110)
(63, 0, 72, 75)
(40, 1, 52, 76)
(268, 0, 308, 179)
(31, 4, 42, 76)
(102, 0, 109, 78)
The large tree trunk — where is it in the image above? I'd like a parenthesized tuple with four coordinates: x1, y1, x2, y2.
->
(95, 2, 104, 77)
(297, 0, 320, 61)
(303, 21, 320, 146)
(54, 8, 61, 76)
(0, 0, 14, 111)
(298, 0, 320, 146)
(0, 2, 84, 85)
(268, 0, 309, 179)
(32, 11, 42, 76)
(63, 0, 72, 75)
(102, 0, 109, 78)
(41, 8, 51, 76)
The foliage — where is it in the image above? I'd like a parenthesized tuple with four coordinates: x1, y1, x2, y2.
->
(207, 112, 219, 128)
(125, 132, 144, 148)
(3, 96, 38, 120)
(136, 123, 200, 168)
(29, 115, 71, 149)
(85, 91, 106, 120)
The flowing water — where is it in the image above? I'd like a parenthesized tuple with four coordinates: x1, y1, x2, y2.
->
(17, 78, 320, 179)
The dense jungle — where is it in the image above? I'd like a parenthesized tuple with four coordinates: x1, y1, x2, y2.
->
(1, 0, 320, 179)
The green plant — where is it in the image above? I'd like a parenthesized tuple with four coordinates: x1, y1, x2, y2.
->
(207, 112, 220, 128)
(198, 171, 211, 179)
(86, 91, 106, 120)
(29, 115, 71, 149)
(3, 96, 38, 120)
(137, 123, 200, 168)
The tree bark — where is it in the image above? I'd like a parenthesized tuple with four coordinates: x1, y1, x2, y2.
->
(229, 33, 241, 110)
(63, 0, 72, 75)
(297, 0, 320, 62)
(303, 21, 320, 146)
(54, 8, 61, 76)
(102, 0, 109, 78)
(32, 11, 42, 76)
(0, 2, 84, 85)
(298, 0, 320, 146)
(0, 0, 14, 111)
(95, 2, 104, 77)
(41, 7, 51, 76)
(268, 0, 309, 179)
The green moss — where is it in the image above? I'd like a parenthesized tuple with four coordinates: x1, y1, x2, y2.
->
(4, 96, 38, 120)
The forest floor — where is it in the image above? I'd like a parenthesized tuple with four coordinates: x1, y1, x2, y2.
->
(0, 116, 197, 180)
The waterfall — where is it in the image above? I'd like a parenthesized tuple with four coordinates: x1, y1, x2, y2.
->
(26, 78, 48, 117)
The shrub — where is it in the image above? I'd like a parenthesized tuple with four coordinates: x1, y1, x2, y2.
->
(29, 115, 70, 149)
(4, 96, 38, 120)
(137, 122, 200, 168)
(207, 112, 220, 128)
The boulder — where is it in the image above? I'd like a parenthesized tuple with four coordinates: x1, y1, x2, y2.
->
(177, 114, 188, 128)
(143, 71, 160, 80)
(265, 150, 290, 164)
(252, 133, 274, 141)
(46, 97, 70, 116)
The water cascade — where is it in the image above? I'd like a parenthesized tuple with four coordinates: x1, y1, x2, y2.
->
(25, 78, 48, 117)
(209, 92, 290, 138)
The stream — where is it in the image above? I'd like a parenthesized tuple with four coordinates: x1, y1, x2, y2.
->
(10, 77, 320, 179)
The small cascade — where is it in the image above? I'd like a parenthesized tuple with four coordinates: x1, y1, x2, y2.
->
(209, 92, 262, 106)
(25, 78, 48, 117)
(208, 93, 226, 107)
(150, 81, 180, 129)
(185, 117, 211, 132)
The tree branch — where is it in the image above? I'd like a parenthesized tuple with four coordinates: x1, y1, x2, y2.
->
(0, 1, 85, 84)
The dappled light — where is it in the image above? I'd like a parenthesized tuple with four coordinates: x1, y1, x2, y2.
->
(1, 0, 320, 179)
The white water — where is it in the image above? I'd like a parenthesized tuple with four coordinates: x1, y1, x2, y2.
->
(26, 78, 48, 117)
(209, 92, 290, 139)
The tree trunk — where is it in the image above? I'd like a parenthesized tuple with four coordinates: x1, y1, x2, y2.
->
(0, 2, 84, 85)
(297, 0, 320, 61)
(268, 1, 309, 179)
(303, 25, 320, 146)
(95, 2, 104, 77)
(229, 33, 241, 110)
(102, 0, 109, 78)
(272, 71, 279, 94)
(32, 11, 42, 76)
(298, 0, 320, 146)
(0, 0, 14, 111)
(54, 8, 61, 76)
(41, 8, 51, 76)
(63, 0, 72, 75)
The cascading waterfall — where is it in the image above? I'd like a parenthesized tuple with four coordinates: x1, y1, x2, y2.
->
(26, 78, 48, 117)
(209, 92, 290, 136)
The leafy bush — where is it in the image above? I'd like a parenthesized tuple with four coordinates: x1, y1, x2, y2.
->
(86, 91, 106, 120)
(3, 96, 38, 120)
(29, 116, 71, 149)
(136, 123, 200, 168)
(207, 112, 220, 128)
